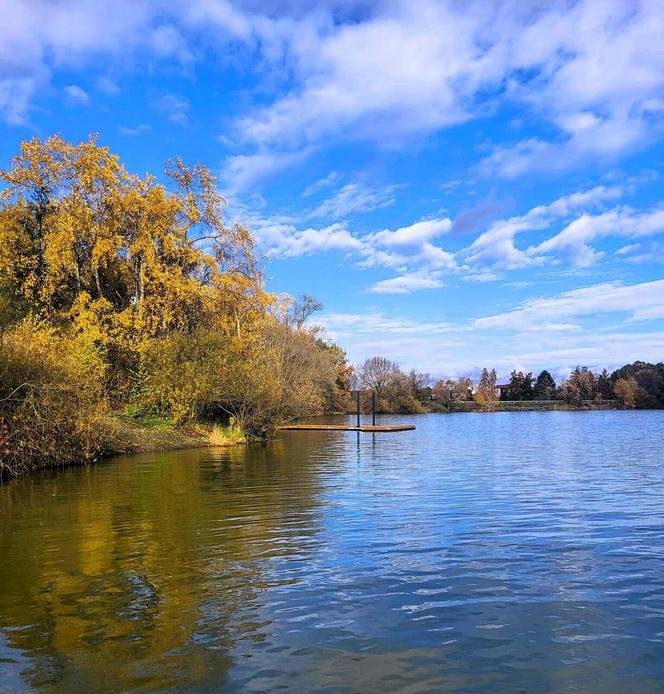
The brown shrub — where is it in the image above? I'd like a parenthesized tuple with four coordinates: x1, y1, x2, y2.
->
(0, 321, 112, 475)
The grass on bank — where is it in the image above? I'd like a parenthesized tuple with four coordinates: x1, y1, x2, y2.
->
(113, 408, 247, 453)
(207, 418, 246, 446)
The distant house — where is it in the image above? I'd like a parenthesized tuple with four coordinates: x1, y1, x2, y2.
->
(495, 384, 509, 399)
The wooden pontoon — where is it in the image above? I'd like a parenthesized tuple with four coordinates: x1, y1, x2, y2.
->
(278, 390, 415, 432)
(277, 424, 415, 432)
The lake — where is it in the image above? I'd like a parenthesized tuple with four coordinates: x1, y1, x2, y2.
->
(1, 411, 664, 692)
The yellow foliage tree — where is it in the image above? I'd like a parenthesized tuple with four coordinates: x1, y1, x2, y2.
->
(0, 135, 352, 470)
(0, 134, 269, 341)
(0, 135, 273, 402)
(474, 368, 498, 411)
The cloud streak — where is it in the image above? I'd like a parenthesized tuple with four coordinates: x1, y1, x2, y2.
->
(475, 280, 664, 331)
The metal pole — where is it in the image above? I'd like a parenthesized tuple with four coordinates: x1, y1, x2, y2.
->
(356, 390, 361, 428)
(372, 390, 376, 426)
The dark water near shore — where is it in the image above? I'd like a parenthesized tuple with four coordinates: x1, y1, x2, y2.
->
(1, 411, 664, 692)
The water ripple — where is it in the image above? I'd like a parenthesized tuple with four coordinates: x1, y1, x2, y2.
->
(1, 411, 664, 691)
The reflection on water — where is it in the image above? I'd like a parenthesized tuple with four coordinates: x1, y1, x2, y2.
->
(1, 411, 664, 692)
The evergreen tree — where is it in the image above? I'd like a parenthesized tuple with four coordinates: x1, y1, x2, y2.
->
(533, 370, 556, 400)
(597, 368, 613, 399)
(504, 370, 534, 400)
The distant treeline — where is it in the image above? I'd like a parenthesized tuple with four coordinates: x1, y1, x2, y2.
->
(356, 357, 664, 413)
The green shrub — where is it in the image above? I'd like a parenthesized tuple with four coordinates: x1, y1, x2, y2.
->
(137, 331, 228, 425)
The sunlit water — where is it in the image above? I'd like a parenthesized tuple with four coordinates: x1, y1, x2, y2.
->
(1, 411, 664, 692)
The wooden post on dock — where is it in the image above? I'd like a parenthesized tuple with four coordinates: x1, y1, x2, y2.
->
(356, 390, 360, 428)
(372, 391, 376, 426)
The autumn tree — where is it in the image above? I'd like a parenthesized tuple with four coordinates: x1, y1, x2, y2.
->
(317, 340, 354, 413)
(0, 321, 113, 474)
(0, 134, 282, 469)
(0, 135, 272, 400)
(407, 369, 432, 404)
(475, 368, 498, 411)
(559, 367, 597, 406)
(433, 377, 473, 410)
(614, 377, 641, 408)
(286, 294, 323, 330)
(596, 368, 613, 400)
(213, 322, 342, 435)
(611, 361, 664, 408)
(0, 135, 266, 346)
(359, 356, 401, 400)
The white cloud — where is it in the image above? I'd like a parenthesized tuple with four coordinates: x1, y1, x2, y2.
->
(150, 24, 192, 63)
(532, 207, 664, 267)
(621, 241, 664, 266)
(153, 93, 190, 125)
(64, 84, 90, 105)
(222, 149, 313, 193)
(0, 76, 38, 125)
(222, 0, 664, 181)
(309, 182, 397, 219)
(242, 180, 660, 292)
(465, 185, 623, 269)
(481, 0, 664, 175)
(1, 0, 661, 182)
(320, 311, 454, 336)
(256, 221, 363, 258)
(493, 331, 664, 379)
(319, 308, 664, 378)
(2, 0, 661, 191)
(369, 270, 444, 294)
(302, 171, 342, 197)
(475, 279, 664, 331)
(246, 206, 457, 288)
(119, 124, 151, 136)
(233, 2, 477, 150)
(310, 277, 664, 376)
(360, 218, 457, 274)
(96, 75, 120, 95)
(370, 219, 451, 248)
(0, 0, 166, 123)
(481, 115, 651, 179)
(616, 243, 641, 257)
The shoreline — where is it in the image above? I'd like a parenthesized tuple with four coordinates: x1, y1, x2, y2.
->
(440, 399, 622, 413)
(2, 405, 654, 480)
(107, 403, 656, 457)
(0, 416, 246, 480)
(107, 415, 254, 456)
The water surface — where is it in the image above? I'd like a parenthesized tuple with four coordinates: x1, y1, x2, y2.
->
(1, 411, 664, 692)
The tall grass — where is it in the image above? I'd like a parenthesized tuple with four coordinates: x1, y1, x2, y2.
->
(207, 418, 246, 447)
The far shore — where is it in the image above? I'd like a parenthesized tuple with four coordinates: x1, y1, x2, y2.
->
(341, 399, 626, 416)
(437, 399, 621, 413)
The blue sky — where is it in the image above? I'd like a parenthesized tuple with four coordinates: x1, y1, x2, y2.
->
(1, 0, 663, 379)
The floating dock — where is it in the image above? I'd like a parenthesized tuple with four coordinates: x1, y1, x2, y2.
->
(277, 424, 415, 432)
